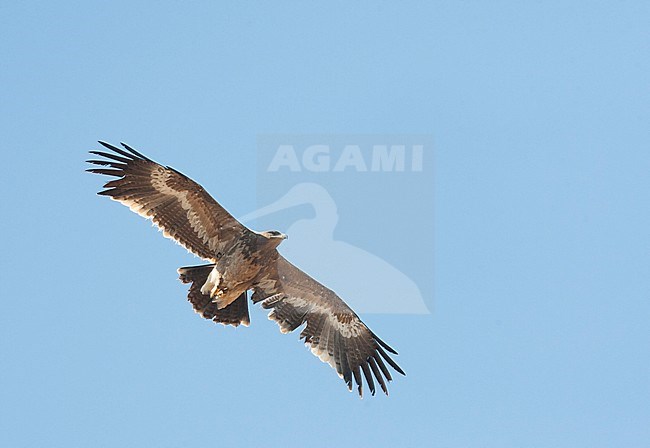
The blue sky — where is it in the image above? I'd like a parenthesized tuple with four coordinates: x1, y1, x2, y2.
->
(1, 2, 649, 447)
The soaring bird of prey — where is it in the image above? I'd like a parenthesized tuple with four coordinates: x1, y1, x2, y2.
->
(87, 141, 405, 397)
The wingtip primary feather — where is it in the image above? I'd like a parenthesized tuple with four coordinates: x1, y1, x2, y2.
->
(376, 345, 405, 376)
(368, 356, 388, 395)
(86, 168, 123, 177)
(120, 142, 153, 162)
(97, 140, 118, 151)
(371, 331, 399, 355)
(89, 150, 131, 164)
(96, 141, 141, 161)
(361, 363, 376, 396)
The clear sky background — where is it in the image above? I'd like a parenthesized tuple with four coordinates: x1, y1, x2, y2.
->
(1, 2, 649, 447)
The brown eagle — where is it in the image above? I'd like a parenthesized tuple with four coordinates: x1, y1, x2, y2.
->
(87, 141, 405, 397)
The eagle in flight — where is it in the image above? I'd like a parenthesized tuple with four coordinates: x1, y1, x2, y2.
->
(87, 141, 405, 397)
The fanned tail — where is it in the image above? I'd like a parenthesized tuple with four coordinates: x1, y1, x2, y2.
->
(178, 264, 250, 327)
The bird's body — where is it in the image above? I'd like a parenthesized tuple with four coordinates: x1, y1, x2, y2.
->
(87, 141, 405, 397)
(198, 230, 285, 310)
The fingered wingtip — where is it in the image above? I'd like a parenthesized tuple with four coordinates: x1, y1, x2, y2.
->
(97, 140, 115, 149)
(119, 141, 153, 161)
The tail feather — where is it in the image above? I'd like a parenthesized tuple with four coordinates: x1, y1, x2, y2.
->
(178, 264, 250, 327)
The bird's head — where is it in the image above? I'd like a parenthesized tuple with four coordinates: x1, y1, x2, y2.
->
(260, 230, 288, 244)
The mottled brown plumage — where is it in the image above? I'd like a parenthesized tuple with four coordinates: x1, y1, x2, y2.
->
(178, 264, 250, 327)
(88, 141, 405, 397)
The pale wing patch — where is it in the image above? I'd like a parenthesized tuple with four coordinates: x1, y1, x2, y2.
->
(307, 331, 340, 376)
(150, 167, 220, 253)
(330, 313, 364, 338)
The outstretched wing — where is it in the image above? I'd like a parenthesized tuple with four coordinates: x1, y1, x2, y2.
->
(87, 141, 250, 261)
(252, 255, 405, 397)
